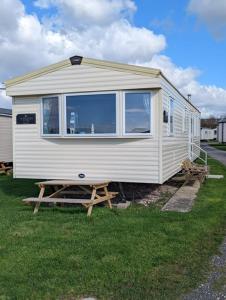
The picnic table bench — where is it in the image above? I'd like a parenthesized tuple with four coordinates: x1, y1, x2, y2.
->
(0, 161, 12, 175)
(23, 180, 118, 216)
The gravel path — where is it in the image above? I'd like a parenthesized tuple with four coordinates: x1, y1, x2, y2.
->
(184, 143, 226, 300)
(184, 238, 226, 299)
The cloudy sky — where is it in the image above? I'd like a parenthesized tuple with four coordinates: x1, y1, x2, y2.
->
(0, 0, 226, 117)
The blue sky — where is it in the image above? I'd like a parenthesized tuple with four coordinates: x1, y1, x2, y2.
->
(21, 0, 226, 87)
(134, 0, 226, 88)
(1, 0, 226, 116)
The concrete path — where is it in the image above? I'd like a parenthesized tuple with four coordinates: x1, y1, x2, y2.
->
(201, 143, 226, 166)
(184, 143, 226, 300)
(162, 180, 200, 213)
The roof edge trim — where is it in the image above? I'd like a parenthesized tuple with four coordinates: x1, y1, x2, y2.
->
(159, 71, 200, 113)
(82, 57, 161, 77)
(4, 59, 71, 88)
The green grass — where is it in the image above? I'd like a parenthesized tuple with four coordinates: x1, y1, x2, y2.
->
(208, 143, 226, 151)
(1, 158, 226, 299)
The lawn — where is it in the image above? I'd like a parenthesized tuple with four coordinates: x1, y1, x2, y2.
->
(208, 143, 226, 151)
(0, 158, 226, 299)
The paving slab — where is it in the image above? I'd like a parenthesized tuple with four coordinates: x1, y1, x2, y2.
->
(161, 180, 200, 212)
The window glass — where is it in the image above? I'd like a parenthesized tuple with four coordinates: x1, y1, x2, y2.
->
(169, 98, 174, 134)
(66, 93, 116, 135)
(125, 92, 151, 134)
(42, 97, 59, 134)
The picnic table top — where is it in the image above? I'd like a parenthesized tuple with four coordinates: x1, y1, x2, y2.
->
(35, 180, 111, 186)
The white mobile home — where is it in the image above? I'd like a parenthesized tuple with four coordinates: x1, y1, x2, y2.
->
(201, 127, 217, 141)
(218, 118, 226, 143)
(0, 108, 12, 163)
(5, 56, 200, 184)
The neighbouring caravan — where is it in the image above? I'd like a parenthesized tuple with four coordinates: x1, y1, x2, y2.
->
(5, 56, 200, 184)
(201, 127, 217, 141)
(218, 118, 226, 143)
(0, 108, 12, 163)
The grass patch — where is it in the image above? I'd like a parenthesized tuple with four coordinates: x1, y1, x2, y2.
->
(0, 158, 226, 299)
(208, 143, 226, 151)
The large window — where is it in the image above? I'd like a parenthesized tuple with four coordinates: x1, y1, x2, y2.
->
(124, 92, 151, 135)
(65, 93, 116, 135)
(42, 97, 59, 135)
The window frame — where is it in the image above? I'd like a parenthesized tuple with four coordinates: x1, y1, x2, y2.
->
(41, 95, 62, 137)
(122, 90, 152, 137)
(63, 91, 119, 137)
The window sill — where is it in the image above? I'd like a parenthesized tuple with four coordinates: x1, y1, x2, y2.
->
(41, 135, 153, 139)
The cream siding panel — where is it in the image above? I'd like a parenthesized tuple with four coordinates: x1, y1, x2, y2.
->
(161, 79, 200, 183)
(0, 116, 12, 162)
(7, 65, 161, 96)
(13, 92, 160, 183)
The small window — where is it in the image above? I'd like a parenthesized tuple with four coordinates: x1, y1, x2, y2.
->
(169, 98, 174, 135)
(42, 97, 60, 135)
(124, 92, 151, 135)
(65, 93, 116, 135)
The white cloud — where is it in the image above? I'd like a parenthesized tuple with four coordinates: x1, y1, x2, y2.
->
(143, 55, 200, 89)
(0, 0, 225, 117)
(188, 0, 226, 39)
(0, 0, 165, 79)
(34, 0, 137, 27)
(143, 55, 226, 117)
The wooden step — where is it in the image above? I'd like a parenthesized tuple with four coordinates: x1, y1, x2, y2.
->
(23, 197, 92, 204)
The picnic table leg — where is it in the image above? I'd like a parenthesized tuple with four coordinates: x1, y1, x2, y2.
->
(104, 186, 112, 209)
(34, 185, 45, 214)
(87, 188, 96, 217)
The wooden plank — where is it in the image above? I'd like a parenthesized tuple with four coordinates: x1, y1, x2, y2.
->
(93, 183, 109, 189)
(104, 186, 112, 209)
(33, 185, 45, 214)
(87, 188, 96, 217)
(60, 190, 118, 196)
(48, 185, 69, 198)
(35, 180, 110, 186)
(23, 197, 96, 204)
(78, 185, 92, 194)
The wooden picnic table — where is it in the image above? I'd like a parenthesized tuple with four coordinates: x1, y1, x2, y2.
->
(23, 180, 118, 216)
(0, 161, 12, 175)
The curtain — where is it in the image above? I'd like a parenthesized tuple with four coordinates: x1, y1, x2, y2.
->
(143, 94, 150, 116)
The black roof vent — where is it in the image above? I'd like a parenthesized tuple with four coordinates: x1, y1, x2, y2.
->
(70, 56, 83, 65)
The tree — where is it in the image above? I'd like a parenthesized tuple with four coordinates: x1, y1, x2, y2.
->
(201, 116, 218, 129)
